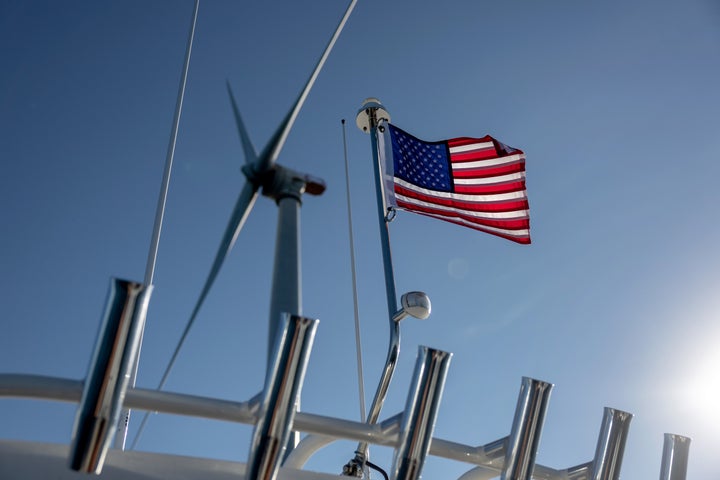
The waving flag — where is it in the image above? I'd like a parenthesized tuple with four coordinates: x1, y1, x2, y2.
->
(384, 124, 530, 244)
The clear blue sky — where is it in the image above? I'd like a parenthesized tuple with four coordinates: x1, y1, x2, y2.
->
(1, 0, 719, 478)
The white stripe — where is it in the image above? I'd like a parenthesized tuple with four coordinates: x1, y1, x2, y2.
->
(448, 141, 494, 154)
(451, 153, 525, 170)
(405, 208, 530, 238)
(395, 193, 528, 220)
(453, 171, 525, 186)
(394, 177, 527, 203)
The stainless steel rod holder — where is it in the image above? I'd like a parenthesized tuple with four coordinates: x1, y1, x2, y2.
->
(589, 407, 633, 480)
(501, 377, 554, 480)
(69, 278, 153, 473)
(246, 314, 319, 480)
(659, 433, 691, 480)
(391, 346, 452, 480)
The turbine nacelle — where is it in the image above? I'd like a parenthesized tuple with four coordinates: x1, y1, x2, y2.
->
(243, 163, 326, 202)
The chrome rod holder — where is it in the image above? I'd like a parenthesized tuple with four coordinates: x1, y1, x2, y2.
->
(69, 278, 153, 473)
(589, 407, 633, 480)
(659, 433, 691, 480)
(391, 346, 452, 480)
(246, 313, 318, 480)
(501, 377, 554, 480)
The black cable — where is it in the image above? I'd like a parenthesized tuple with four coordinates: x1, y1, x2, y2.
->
(365, 460, 389, 480)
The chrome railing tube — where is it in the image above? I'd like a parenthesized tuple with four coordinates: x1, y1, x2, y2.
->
(391, 346, 452, 480)
(501, 377, 554, 480)
(246, 314, 318, 480)
(69, 278, 153, 473)
(589, 407, 633, 480)
(659, 433, 691, 480)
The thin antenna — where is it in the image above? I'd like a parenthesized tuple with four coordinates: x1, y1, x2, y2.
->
(144, 0, 200, 287)
(131, 0, 357, 450)
(341, 119, 367, 423)
(118, 0, 200, 451)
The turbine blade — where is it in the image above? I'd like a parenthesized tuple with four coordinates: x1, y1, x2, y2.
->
(256, 0, 357, 172)
(226, 81, 259, 166)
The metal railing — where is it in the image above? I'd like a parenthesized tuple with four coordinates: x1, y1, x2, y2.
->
(0, 367, 690, 480)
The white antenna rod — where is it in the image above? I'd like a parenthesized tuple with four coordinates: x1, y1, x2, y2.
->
(119, 0, 200, 450)
(144, 0, 199, 287)
(341, 119, 367, 423)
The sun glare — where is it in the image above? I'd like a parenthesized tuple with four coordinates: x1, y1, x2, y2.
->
(660, 280, 720, 434)
(680, 347, 720, 423)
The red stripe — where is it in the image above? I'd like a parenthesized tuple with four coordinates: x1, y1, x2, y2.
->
(395, 185, 529, 213)
(401, 209, 531, 244)
(449, 149, 498, 162)
(454, 181, 526, 195)
(447, 136, 493, 147)
(397, 199, 529, 229)
(451, 161, 525, 179)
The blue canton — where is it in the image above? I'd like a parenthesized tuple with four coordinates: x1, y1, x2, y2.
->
(390, 126, 452, 192)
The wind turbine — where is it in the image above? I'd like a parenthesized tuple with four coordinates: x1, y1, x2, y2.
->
(131, 0, 358, 449)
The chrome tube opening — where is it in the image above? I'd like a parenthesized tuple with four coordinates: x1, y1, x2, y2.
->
(69, 278, 153, 473)
(246, 313, 319, 480)
(501, 377, 554, 480)
(391, 346, 452, 480)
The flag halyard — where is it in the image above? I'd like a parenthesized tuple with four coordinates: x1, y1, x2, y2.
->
(385, 124, 530, 244)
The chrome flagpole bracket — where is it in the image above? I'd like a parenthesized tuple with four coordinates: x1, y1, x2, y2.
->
(69, 278, 153, 473)
(349, 99, 439, 476)
(354, 97, 397, 424)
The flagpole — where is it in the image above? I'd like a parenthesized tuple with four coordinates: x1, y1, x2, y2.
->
(350, 98, 398, 468)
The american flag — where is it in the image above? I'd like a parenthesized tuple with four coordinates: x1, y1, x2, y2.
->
(384, 124, 530, 244)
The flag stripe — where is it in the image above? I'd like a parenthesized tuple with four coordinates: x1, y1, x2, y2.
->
(448, 141, 495, 154)
(395, 195, 529, 228)
(454, 182, 526, 195)
(447, 140, 497, 162)
(394, 192, 528, 220)
(453, 171, 525, 185)
(451, 161, 525, 180)
(397, 205, 530, 232)
(394, 184, 529, 213)
(395, 186, 528, 212)
(394, 177, 526, 204)
(447, 136, 493, 148)
(403, 209, 531, 243)
(451, 153, 525, 168)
